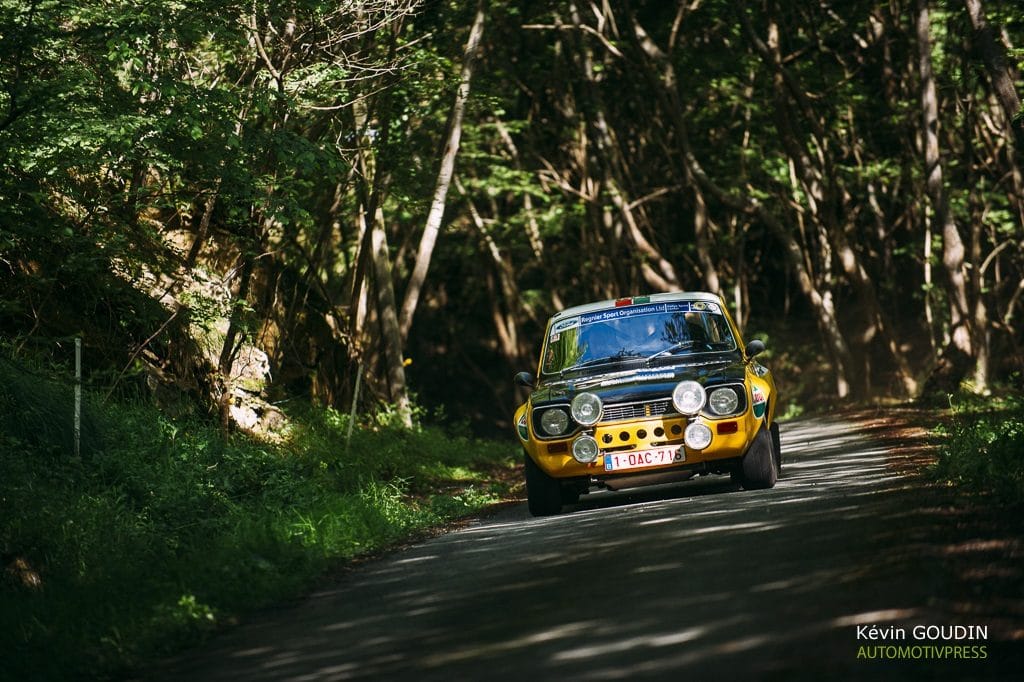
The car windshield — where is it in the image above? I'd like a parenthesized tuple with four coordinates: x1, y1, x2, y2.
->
(541, 300, 737, 375)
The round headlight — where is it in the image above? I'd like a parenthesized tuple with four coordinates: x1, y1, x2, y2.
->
(540, 408, 570, 436)
(708, 387, 739, 415)
(572, 434, 600, 463)
(571, 392, 603, 426)
(684, 422, 713, 450)
(672, 380, 706, 415)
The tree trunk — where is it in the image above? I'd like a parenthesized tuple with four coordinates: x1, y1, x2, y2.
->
(963, 0, 1022, 128)
(457, 176, 526, 365)
(370, 204, 412, 427)
(747, 9, 920, 398)
(625, 6, 855, 397)
(398, 1, 485, 342)
(693, 187, 721, 295)
(217, 226, 260, 437)
(352, 61, 412, 427)
(917, 0, 975, 394)
(963, 0, 1024, 283)
(186, 189, 218, 271)
(565, 1, 679, 294)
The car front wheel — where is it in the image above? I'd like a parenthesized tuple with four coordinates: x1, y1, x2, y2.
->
(524, 453, 563, 516)
(770, 420, 782, 475)
(740, 426, 778, 490)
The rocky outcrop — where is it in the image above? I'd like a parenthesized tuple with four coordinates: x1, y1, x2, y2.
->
(140, 264, 289, 439)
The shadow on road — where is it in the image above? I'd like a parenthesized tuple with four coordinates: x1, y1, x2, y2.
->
(148, 416, 1024, 681)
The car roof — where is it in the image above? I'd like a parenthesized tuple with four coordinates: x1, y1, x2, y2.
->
(549, 291, 724, 324)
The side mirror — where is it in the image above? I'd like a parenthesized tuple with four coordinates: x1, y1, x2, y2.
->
(744, 339, 766, 359)
(514, 371, 536, 389)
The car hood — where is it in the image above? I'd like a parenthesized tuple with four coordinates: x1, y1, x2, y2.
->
(530, 355, 746, 407)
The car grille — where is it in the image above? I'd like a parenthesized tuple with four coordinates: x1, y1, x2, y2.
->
(602, 399, 674, 422)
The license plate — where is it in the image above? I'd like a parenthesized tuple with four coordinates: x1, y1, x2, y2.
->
(604, 447, 685, 472)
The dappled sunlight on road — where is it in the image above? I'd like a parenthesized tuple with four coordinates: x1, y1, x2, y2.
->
(150, 415, 1024, 681)
(550, 623, 708, 662)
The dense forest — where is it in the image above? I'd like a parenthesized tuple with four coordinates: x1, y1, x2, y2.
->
(2, 0, 1022, 434)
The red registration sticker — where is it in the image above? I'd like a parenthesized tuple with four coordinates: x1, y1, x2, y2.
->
(604, 447, 684, 472)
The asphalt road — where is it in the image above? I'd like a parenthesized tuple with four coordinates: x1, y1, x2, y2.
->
(150, 416, 1023, 681)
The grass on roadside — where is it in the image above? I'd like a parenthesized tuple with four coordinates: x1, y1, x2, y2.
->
(0, 361, 518, 680)
(930, 393, 1024, 505)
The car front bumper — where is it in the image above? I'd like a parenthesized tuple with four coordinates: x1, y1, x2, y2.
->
(525, 409, 763, 479)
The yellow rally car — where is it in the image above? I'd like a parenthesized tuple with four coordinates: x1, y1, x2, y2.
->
(514, 292, 781, 516)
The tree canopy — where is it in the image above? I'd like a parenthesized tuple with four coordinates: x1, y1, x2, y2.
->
(1, 0, 1022, 431)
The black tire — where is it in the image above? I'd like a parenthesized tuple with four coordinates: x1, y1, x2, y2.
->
(524, 453, 562, 516)
(769, 420, 782, 475)
(741, 426, 778, 490)
(560, 485, 581, 505)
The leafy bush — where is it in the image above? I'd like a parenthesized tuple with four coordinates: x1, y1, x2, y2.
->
(0, 376, 517, 678)
(931, 395, 1024, 504)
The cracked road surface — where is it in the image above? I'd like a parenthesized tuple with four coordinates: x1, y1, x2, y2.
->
(150, 416, 1023, 680)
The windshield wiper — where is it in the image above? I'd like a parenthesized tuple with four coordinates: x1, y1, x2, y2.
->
(560, 353, 642, 376)
(644, 340, 697, 364)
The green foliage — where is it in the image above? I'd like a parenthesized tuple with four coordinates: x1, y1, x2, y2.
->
(0, 354, 104, 456)
(930, 394, 1024, 504)
(0, 379, 517, 679)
